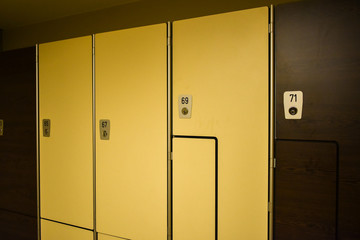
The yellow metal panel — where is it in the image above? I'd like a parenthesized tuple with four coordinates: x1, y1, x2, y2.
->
(173, 138, 216, 240)
(173, 7, 269, 239)
(98, 233, 123, 240)
(41, 219, 93, 240)
(95, 24, 167, 239)
(39, 36, 93, 228)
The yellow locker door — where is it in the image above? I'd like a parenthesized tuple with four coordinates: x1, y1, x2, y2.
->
(98, 233, 123, 240)
(96, 24, 167, 239)
(173, 7, 269, 240)
(39, 36, 93, 229)
(41, 219, 93, 240)
(173, 137, 216, 240)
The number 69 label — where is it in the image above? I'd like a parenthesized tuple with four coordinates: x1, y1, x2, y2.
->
(178, 95, 193, 119)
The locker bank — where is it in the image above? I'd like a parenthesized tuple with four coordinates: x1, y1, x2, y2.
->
(0, 0, 359, 239)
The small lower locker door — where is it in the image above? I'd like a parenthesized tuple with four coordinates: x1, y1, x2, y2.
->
(98, 233, 122, 240)
(274, 140, 337, 240)
(41, 219, 93, 240)
(173, 137, 216, 240)
(0, 210, 37, 240)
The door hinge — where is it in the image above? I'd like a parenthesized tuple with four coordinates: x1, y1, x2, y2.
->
(0, 119, 4, 136)
(168, 152, 173, 161)
(268, 201, 273, 212)
(269, 23, 273, 34)
(167, 36, 171, 46)
(270, 157, 276, 168)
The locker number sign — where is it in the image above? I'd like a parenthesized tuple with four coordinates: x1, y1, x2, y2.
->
(283, 91, 303, 119)
(100, 119, 110, 140)
(178, 95, 193, 119)
(43, 119, 51, 137)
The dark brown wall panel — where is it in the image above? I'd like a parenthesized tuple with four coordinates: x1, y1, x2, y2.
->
(276, 0, 360, 141)
(0, 47, 37, 238)
(0, 209, 37, 240)
(0, 29, 3, 51)
(275, 0, 360, 239)
(274, 140, 337, 240)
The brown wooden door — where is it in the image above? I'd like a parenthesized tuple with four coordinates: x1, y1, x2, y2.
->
(274, 140, 337, 240)
(275, 0, 360, 239)
(0, 47, 37, 239)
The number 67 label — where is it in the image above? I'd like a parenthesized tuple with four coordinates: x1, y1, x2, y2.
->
(284, 91, 303, 119)
(178, 95, 193, 119)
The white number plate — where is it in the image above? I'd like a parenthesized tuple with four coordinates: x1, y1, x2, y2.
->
(178, 95, 193, 119)
(283, 91, 303, 119)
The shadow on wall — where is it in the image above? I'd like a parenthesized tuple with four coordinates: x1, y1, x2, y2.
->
(2, 0, 302, 51)
(0, 29, 3, 51)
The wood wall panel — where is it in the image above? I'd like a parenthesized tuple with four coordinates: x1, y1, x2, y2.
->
(274, 140, 337, 240)
(0, 209, 37, 240)
(0, 47, 37, 239)
(275, 1, 360, 239)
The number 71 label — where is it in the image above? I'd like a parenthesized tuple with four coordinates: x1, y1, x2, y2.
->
(283, 91, 303, 119)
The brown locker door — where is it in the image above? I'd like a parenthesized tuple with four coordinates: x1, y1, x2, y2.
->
(0, 210, 37, 240)
(41, 219, 93, 240)
(0, 47, 37, 240)
(275, 1, 360, 238)
(274, 140, 337, 240)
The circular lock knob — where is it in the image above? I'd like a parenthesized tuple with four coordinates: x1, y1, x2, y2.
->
(289, 107, 298, 116)
(181, 107, 189, 116)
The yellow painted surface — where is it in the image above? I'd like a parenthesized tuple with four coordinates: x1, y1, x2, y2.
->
(41, 219, 93, 240)
(39, 36, 93, 228)
(173, 138, 216, 240)
(95, 24, 167, 239)
(173, 7, 269, 239)
(98, 233, 123, 240)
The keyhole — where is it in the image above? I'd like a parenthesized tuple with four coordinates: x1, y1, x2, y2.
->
(289, 107, 298, 116)
(182, 107, 189, 115)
